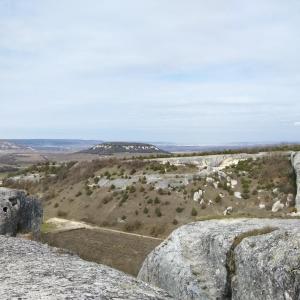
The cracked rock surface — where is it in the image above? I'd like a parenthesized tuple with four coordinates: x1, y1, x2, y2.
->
(291, 152, 300, 210)
(0, 187, 42, 236)
(138, 218, 300, 300)
(0, 235, 172, 300)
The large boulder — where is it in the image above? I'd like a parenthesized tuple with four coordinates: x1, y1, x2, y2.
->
(291, 152, 300, 210)
(0, 187, 42, 236)
(0, 235, 172, 300)
(138, 218, 300, 300)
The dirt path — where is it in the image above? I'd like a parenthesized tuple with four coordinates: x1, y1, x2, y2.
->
(45, 217, 163, 241)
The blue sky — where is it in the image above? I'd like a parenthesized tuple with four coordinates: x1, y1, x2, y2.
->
(1, 0, 300, 144)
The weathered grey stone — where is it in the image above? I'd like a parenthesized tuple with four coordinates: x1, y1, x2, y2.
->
(138, 218, 300, 300)
(0, 235, 172, 300)
(291, 152, 300, 210)
(0, 187, 42, 236)
(232, 228, 300, 300)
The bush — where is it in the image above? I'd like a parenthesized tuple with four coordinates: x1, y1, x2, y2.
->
(172, 219, 178, 225)
(154, 197, 160, 204)
(191, 207, 198, 216)
(215, 195, 222, 203)
(57, 210, 68, 218)
(128, 168, 136, 175)
(143, 207, 149, 214)
(158, 188, 165, 195)
(102, 195, 113, 204)
(242, 193, 250, 199)
(129, 186, 136, 193)
(75, 191, 82, 197)
(155, 207, 162, 217)
(176, 207, 184, 213)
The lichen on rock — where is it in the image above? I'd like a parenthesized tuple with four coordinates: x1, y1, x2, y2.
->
(0, 235, 172, 299)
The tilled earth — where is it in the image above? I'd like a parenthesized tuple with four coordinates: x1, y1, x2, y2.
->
(41, 227, 162, 276)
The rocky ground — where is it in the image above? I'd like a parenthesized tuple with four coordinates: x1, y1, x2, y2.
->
(0, 235, 172, 300)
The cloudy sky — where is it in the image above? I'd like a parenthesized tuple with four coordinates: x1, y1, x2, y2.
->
(1, 0, 300, 144)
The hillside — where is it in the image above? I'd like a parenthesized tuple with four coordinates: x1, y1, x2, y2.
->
(3, 151, 297, 238)
(8, 139, 102, 152)
(82, 142, 168, 155)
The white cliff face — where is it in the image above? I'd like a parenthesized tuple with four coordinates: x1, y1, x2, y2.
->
(291, 152, 300, 210)
(138, 219, 300, 300)
(156, 152, 267, 173)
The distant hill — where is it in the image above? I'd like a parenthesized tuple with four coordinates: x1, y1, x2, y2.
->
(7, 139, 103, 152)
(0, 140, 27, 151)
(81, 142, 168, 155)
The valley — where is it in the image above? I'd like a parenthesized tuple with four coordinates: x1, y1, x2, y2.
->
(1, 141, 299, 276)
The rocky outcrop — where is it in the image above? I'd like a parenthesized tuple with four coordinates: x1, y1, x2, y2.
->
(138, 218, 300, 300)
(0, 187, 42, 236)
(291, 152, 300, 210)
(82, 142, 168, 155)
(0, 235, 172, 300)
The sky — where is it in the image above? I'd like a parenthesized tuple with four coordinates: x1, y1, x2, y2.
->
(0, 0, 300, 144)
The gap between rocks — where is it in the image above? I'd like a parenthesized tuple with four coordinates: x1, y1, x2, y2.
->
(223, 226, 278, 299)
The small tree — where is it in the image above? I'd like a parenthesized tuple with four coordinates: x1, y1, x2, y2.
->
(191, 207, 198, 216)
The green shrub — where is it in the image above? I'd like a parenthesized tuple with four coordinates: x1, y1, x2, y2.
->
(57, 210, 68, 218)
(75, 191, 82, 197)
(215, 195, 222, 203)
(191, 207, 198, 216)
(154, 197, 161, 204)
(155, 207, 162, 217)
(176, 207, 184, 213)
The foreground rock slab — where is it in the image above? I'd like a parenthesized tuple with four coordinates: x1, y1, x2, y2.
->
(0, 236, 172, 300)
(0, 187, 42, 236)
(138, 218, 300, 300)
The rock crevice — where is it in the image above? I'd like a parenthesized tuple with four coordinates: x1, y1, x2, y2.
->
(291, 152, 300, 210)
(138, 219, 300, 300)
(224, 226, 277, 299)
